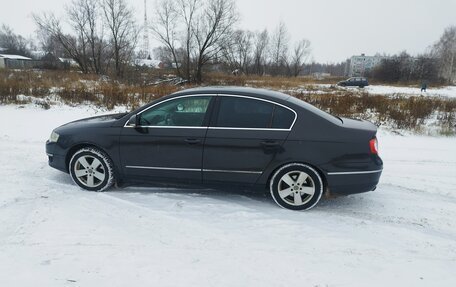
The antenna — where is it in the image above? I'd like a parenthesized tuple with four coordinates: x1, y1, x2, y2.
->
(143, 0, 150, 59)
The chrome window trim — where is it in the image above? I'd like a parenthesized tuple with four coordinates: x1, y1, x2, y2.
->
(208, 127, 289, 132)
(214, 94, 297, 131)
(125, 165, 262, 174)
(327, 169, 383, 175)
(124, 125, 208, 129)
(123, 93, 298, 131)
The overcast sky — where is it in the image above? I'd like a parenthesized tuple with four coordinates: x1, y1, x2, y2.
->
(1, 0, 455, 62)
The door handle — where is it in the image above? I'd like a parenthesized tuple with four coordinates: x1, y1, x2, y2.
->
(261, 140, 279, 147)
(185, 138, 201, 145)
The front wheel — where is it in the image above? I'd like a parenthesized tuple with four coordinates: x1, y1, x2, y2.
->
(269, 163, 323, 210)
(69, 147, 115, 192)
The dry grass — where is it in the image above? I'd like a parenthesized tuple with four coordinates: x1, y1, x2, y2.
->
(0, 69, 183, 109)
(293, 91, 456, 132)
(1, 70, 455, 134)
(205, 72, 343, 89)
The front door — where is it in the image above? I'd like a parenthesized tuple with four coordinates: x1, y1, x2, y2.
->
(203, 95, 296, 184)
(119, 95, 214, 184)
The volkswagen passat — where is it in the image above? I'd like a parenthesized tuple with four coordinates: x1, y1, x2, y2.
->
(46, 87, 383, 210)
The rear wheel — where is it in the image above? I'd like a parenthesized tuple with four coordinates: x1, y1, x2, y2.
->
(270, 163, 323, 210)
(69, 147, 115, 192)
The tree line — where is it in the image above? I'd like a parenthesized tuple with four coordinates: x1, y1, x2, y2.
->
(366, 26, 456, 84)
(150, 0, 311, 81)
(1, 0, 311, 82)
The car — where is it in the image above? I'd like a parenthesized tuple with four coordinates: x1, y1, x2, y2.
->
(338, 77, 369, 88)
(46, 87, 383, 210)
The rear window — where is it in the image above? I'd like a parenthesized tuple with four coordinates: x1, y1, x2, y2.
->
(215, 96, 295, 129)
(216, 97, 273, 128)
(272, 105, 295, 129)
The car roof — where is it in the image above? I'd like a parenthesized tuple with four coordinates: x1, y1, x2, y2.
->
(172, 86, 292, 102)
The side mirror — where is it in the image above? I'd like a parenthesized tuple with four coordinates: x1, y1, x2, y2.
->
(128, 114, 140, 127)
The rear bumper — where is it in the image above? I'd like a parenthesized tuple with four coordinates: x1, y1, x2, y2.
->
(326, 169, 382, 195)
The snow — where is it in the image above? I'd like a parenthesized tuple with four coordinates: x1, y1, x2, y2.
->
(0, 53, 32, 60)
(134, 58, 162, 68)
(1, 104, 456, 286)
(362, 85, 456, 98)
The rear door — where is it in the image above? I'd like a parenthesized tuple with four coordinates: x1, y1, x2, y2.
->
(202, 95, 296, 184)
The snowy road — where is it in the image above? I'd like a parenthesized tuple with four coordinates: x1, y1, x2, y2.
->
(1, 105, 456, 286)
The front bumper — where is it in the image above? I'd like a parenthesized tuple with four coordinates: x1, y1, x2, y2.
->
(46, 141, 68, 173)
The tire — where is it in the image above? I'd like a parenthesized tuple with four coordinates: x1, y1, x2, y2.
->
(269, 163, 323, 211)
(69, 147, 115, 192)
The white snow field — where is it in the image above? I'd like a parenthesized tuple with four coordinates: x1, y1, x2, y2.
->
(1, 104, 456, 287)
(354, 85, 456, 98)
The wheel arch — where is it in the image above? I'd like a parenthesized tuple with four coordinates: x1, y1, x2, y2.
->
(265, 161, 328, 192)
(65, 142, 110, 172)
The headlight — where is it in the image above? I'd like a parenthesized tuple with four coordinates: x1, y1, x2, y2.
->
(49, 131, 60, 143)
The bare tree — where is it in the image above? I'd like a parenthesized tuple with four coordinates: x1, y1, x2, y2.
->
(67, 0, 90, 72)
(222, 29, 253, 74)
(80, 0, 106, 74)
(34, 13, 90, 73)
(290, 39, 311, 76)
(151, 0, 182, 77)
(36, 28, 66, 57)
(102, 0, 138, 77)
(433, 26, 456, 83)
(193, 0, 238, 82)
(151, 0, 238, 82)
(270, 22, 289, 76)
(252, 29, 269, 75)
(34, 0, 106, 74)
(0, 24, 31, 56)
(176, 0, 199, 80)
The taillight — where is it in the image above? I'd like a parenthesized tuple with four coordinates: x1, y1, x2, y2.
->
(369, 137, 378, 154)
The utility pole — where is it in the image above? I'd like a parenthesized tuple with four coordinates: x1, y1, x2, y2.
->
(143, 0, 150, 59)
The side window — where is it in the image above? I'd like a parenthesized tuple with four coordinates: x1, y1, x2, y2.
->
(139, 96, 211, 127)
(272, 106, 295, 129)
(216, 97, 274, 128)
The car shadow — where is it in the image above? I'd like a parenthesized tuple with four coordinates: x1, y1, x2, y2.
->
(107, 185, 367, 212)
(46, 169, 369, 212)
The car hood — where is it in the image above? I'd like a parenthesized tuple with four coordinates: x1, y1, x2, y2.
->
(58, 113, 127, 130)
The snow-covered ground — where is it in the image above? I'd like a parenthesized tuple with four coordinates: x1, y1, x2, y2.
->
(365, 85, 456, 98)
(1, 104, 456, 287)
(343, 85, 456, 98)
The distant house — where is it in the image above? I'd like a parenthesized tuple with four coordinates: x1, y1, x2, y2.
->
(312, 72, 331, 80)
(346, 54, 389, 77)
(30, 50, 46, 60)
(0, 54, 33, 69)
(134, 58, 165, 69)
(58, 57, 79, 68)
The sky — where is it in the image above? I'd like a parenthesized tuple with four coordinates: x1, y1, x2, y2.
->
(0, 0, 455, 63)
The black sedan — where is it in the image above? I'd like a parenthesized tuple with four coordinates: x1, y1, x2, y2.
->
(46, 87, 383, 210)
(338, 77, 369, 88)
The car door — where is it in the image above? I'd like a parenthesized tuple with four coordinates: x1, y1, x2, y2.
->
(202, 95, 296, 184)
(119, 95, 214, 184)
